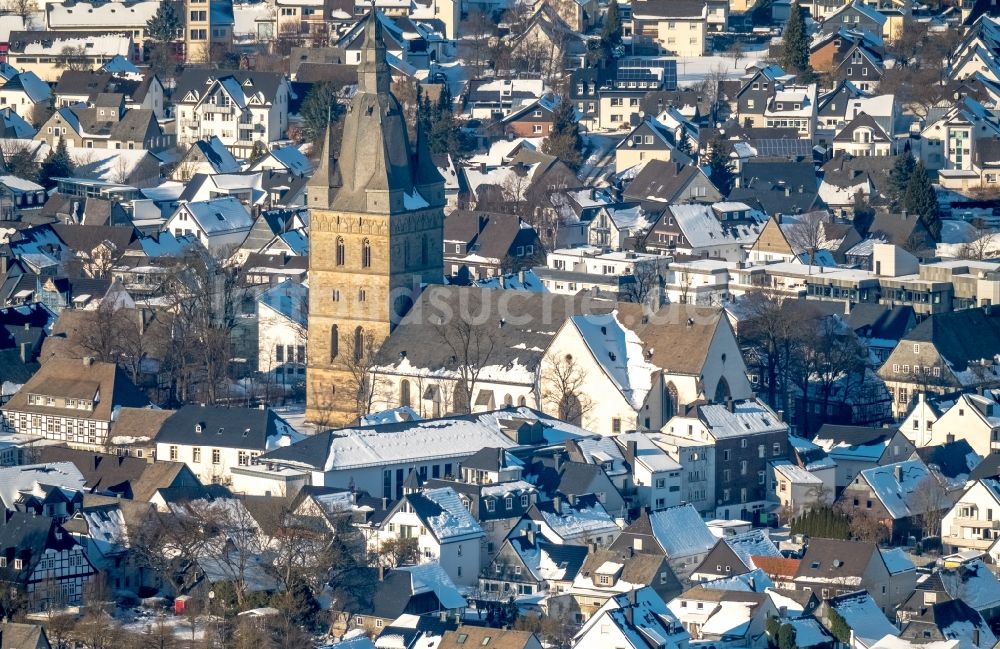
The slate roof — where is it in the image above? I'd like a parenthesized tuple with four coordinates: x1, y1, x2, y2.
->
(372, 285, 614, 379)
(173, 69, 286, 104)
(846, 304, 915, 341)
(905, 308, 1000, 372)
(834, 112, 890, 143)
(438, 628, 538, 649)
(36, 446, 191, 500)
(153, 405, 295, 451)
(0, 622, 48, 649)
(821, 153, 895, 191)
(916, 440, 980, 484)
(2, 357, 148, 421)
(794, 538, 876, 583)
(445, 211, 534, 261)
(623, 160, 710, 204)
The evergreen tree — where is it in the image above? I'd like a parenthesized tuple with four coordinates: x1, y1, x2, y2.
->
(5, 147, 37, 182)
(38, 139, 74, 189)
(602, 0, 622, 49)
(300, 81, 337, 149)
(777, 624, 797, 649)
(888, 152, 915, 209)
(676, 130, 694, 158)
(781, 2, 810, 76)
(903, 160, 941, 239)
(428, 84, 459, 156)
(541, 94, 583, 169)
(828, 609, 851, 644)
(707, 140, 735, 196)
(146, 1, 183, 43)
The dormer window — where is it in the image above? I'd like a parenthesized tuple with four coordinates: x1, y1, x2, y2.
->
(13, 559, 21, 570)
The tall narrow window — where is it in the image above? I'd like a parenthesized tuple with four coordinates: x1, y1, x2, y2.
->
(421, 235, 428, 266)
(362, 239, 371, 268)
(401, 379, 411, 407)
(336, 237, 345, 266)
(330, 325, 339, 361)
(354, 326, 364, 362)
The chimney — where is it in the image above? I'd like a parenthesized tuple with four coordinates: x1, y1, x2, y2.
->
(377, 565, 385, 582)
(22, 323, 28, 331)
(0, 253, 7, 274)
(974, 629, 981, 647)
(381, 497, 388, 511)
(894, 464, 903, 482)
(526, 527, 535, 545)
(19, 342, 28, 364)
(553, 495, 561, 514)
(627, 440, 638, 463)
(777, 410, 784, 422)
(726, 396, 734, 412)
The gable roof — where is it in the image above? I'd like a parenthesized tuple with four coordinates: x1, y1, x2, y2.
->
(153, 405, 300, 451)
(794, 538, 878, 585)
(901, 307, 1000, 372)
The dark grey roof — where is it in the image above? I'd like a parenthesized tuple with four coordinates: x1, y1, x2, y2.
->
(905, 307, 1000, 371)
(461, 447, 508, 472)
(814, 424, 896, 446)
(846, 304, 915, 341)
(795, 538, 877, 581)
(153, 405, 287, 451)
(821, 153, 895, 191)
(373, 285, 614, 375)
(173, 69, 286, 104)
(833, 112, 890, 143)
(916, 440, 980, 483)
(731, 159, 820, 215)
(623, 160, 710, 204)
(556, 462, 605, 498)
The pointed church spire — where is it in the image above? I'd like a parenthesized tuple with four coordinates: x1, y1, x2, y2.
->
(307, 105, 338, 210)
(358, 9, 391, 95)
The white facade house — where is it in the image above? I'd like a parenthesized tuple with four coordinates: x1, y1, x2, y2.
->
(900, 393, 999, 457)
(174, 73, 291, 158)
(617, 432, 684, 511)
(257, 280, 307, 381)
(370, 487, 485, 586)
(261, 408, 579, 500)
(0, 72, 51, 122)
(162, 196, 253, 252)
(540, 304, 754, 435)
(153, 405, 304, 494)
(771, 461, 834, 517)
(941, 479, 1000, 557)
(574, 587, 689, 649)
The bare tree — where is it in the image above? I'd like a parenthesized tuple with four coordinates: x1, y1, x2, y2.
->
(784, 211, 829, 266)
(541, 353, 593, 426)
(7, 0, 36, 28)
(912, 475, 950, 539)
(59, 45, 90, 71)
(959, 218, 999, 260)
(847, 509, 890, 545)
(791, 314, 866, 433)
(376, 537, 419, 567)
(342, 329, 390, 418)
(728, 40, 745, 69)
(435, 315, 498, 414)
(620, 262, 665, 305)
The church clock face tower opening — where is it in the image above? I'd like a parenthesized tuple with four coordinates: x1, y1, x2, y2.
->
(305, 9, 445, 426)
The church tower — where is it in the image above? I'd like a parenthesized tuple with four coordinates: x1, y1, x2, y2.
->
(306, 10, 445, 426)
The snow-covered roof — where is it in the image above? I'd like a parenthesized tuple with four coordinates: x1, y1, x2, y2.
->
(699, 400, 786, 439)
(258, 279, 307, 328)
(178, 196, 253, 235)
(773, 461, 824, 484)
(939, 559, 1000, 612)
(829, 592, 899, 644)
(879, 548, 915, 575)
(396, 563, 467, 609)
(408, 487, 484, 542)
(15, 32, 132, 57)
(858, 460, 934, 519)
(649, 504, 717, 558)
(570, 311, 657, 410)
(47, 0, 159, 28)
(617, 432, 682, 473)
(0, 462, 86, 509)
(726, 530, 781, 567)
(669, 203, 764, 249)
(577, 587, 688, 649)
(539, 498, 619, 540)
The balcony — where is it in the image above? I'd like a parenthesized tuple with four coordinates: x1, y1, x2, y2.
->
(203, 104, 234, 114)
(181, 120, 199, 130)
(950, 517, 1000, 530)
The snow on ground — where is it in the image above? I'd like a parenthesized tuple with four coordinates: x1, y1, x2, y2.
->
(941, 219, 977, 244)
(675, 44, 769, 86)
(118, 610, 213, 641)
(579, 134, 622, 184)
(938, 219, 1000, 258)
(233, 2, 273, 39)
